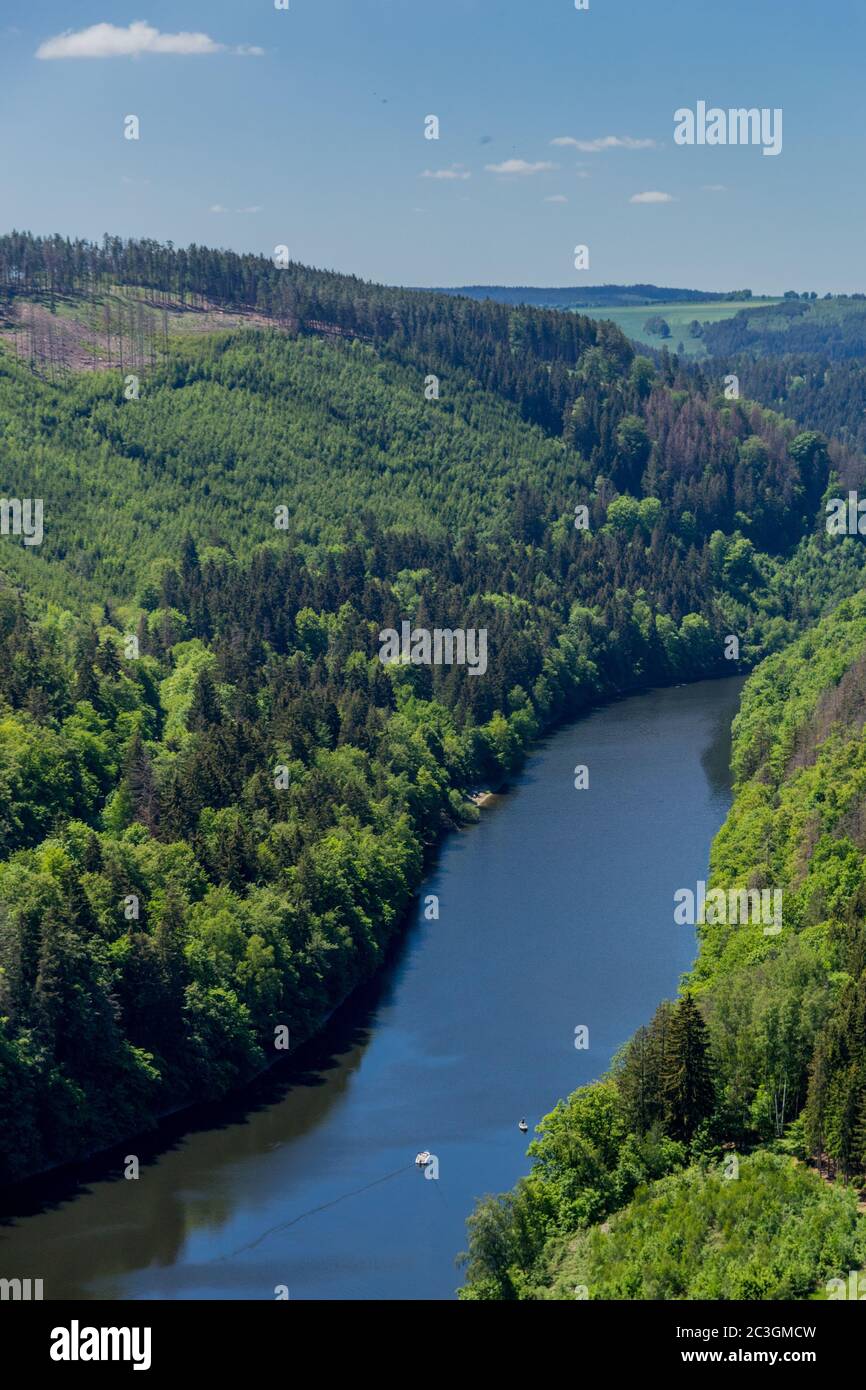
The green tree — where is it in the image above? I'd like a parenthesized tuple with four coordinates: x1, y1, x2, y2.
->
(662, 995, 715, 1142)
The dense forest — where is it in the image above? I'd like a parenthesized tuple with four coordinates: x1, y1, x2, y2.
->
(684, 302, 866, 486)
(1, 233, 865, 1259)
(700, 296, 866, 361)
(460, 593, 866, 1298)
(694, 353, 866, 463)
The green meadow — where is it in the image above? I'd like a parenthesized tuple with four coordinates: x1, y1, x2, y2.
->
(581, 298, 781, 356)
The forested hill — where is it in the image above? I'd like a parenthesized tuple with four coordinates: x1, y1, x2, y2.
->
(429, 285, 751, 310)
(701, 296, 866, 361)
(683, 298, 866, 477)
(461, 594, 866, 1300)
(0, 232, 865, 1190)
(0, 231, 623, 439)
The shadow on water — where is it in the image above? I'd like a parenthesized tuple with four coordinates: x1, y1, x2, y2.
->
(700, 675, 746, 795)
(0, 912, 423, 1229)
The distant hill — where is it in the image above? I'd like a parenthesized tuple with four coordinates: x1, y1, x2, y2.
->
(701, 294, 866, 359)
(428, 285, 773, 358)
(430, 284, 756, 310)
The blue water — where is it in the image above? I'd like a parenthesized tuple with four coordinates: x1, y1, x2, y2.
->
(0, 677, 743, 1300)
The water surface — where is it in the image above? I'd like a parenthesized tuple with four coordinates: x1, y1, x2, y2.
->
(0, 677, 743, 1300)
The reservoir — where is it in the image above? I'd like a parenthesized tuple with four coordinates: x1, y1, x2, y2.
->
(0, 676, 743, 1300)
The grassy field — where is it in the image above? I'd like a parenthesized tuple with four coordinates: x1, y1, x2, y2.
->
(580, 298, 781, 357)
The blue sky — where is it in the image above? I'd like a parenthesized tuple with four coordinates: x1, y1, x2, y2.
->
(1, 0, 863, 292)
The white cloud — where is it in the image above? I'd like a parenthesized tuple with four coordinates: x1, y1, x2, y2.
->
(629, 190, 676, 203)
(703, 184, 727, 192)
(545, 195, 568, 203)
(485, 159, 558, 176)
(552, 135, 657, 152)
(209, 204, 229, 214)
(210, 204, 263, 213)
(421, 164, 471, 180)
(36, 21, 263, 60)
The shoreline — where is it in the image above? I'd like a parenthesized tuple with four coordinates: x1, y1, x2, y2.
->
(0, 670, 742, 1207)
(468, 789, 497, 808)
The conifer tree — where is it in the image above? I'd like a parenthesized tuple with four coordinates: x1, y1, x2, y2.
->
(662, 994, 715, 1142)
(187, 668, 222, 732)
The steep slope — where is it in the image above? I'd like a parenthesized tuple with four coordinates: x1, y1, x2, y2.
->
(461, 592, 866, 1299)
(0, 234, 863, 1190)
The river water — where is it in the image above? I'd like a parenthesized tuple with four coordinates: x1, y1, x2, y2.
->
(0, 676, 743, 1300)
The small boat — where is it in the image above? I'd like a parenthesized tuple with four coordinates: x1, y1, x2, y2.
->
(415, 1150, 432, 1166)
(518, 1119, 529, 1133)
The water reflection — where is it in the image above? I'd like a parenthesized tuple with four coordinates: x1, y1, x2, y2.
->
(0, 678, 744, 1300)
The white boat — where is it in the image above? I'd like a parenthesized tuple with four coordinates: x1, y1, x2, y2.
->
(415, 1150, 431, 1166)
(518, 1119, 529, 1133)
